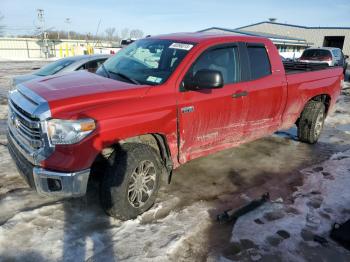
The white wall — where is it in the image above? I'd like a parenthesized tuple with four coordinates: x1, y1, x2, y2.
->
(0, 38, 118, 60)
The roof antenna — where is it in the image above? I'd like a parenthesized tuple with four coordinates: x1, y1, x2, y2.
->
(268, 18, 277, 22)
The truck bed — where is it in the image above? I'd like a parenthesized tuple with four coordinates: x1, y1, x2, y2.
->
(283, 61, 331, 75)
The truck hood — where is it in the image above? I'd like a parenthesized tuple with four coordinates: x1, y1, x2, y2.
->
(24, 71, 147, 103)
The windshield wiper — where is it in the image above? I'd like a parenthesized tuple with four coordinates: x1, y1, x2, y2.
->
(109, 71, 140, 85)
(101, 64, 111, 78)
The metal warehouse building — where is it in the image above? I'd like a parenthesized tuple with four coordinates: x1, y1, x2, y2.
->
(200, 27, 312, 59)
(235, 21, 350, 56)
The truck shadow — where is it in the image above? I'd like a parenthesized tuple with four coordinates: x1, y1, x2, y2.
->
(61, 180, 117, 262)
(61, 145, 121, 261)
(59, 120, 122, 261)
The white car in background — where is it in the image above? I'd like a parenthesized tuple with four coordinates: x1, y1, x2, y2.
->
(299, 47, 348, 73)
(10, 54, 111, 88)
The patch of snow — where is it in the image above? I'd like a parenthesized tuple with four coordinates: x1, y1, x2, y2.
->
(326, 85, 350, 127)
(0, 105, 7, 120)
(0, 197, 212, 261)
(218, 149, 350, 261)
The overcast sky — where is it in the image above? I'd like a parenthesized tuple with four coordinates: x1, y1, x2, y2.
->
(1, 0, 350, 36)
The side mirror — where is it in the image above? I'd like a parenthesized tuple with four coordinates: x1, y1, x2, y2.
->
(184, 69, 224, 90)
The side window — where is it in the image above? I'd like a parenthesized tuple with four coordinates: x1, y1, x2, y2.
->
(187, 47, 240, 85)
(77, 64, 86, 70)
(247, 45, 271, 80)
(96, 59, 107, 67)
(332, 49, 341, 58)
(85, 60, 99, 73)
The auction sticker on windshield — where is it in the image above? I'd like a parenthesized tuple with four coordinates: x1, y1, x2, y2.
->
(147, 76, 162, 83)
(169, 43, 193, 51)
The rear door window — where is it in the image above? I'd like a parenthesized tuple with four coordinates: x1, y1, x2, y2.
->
(247, 45, 271, 80)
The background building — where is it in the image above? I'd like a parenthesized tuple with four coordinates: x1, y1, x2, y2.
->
(236, 21, 350, 56)
(0, 37, 120, 60)
(200, 27, 312, 59)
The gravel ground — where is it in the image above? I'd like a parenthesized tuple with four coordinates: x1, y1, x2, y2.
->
(0, 61, 350, 261)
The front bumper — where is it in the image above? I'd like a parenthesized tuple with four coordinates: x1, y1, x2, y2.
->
(33, 167, 90, 197)
(8, 132, 90, 197)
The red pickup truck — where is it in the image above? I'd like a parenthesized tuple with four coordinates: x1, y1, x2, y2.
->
(7, 33, 343, 220)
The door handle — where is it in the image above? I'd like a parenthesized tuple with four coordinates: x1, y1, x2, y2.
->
(232, 91, 248, 98)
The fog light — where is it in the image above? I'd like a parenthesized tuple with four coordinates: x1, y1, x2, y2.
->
(47, 178, 62, 192)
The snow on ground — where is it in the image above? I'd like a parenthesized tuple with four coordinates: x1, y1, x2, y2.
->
(0, 196, 212, 261)
(213, 149, 350, 262)
(326, 81, 350, 127)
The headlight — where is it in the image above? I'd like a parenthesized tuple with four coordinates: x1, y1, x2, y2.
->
(47, 119, 96, 145)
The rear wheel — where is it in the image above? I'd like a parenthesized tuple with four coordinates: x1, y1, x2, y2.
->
(297, 100, 326, 144)
(100, 143, 162, 220)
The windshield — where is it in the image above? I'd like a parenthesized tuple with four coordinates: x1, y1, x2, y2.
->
(35, 58, 75, 76)
(97, 39, 195, 85)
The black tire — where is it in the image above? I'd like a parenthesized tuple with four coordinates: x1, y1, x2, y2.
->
(297, 100, 326, 144)
(100, 143, 162, 220)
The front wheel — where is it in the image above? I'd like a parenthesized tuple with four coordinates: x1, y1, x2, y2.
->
(297, 100, 326, 144)
(100, 143, 162, 220)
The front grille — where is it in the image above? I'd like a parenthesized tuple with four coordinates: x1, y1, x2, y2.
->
(8, 100, 43, 150)
(7, 84, 53, 166)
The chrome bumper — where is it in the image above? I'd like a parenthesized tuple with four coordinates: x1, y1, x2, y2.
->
(33, 167, 90, 197)
(8, 130, 90, 198)
(7, 85, 90, 198)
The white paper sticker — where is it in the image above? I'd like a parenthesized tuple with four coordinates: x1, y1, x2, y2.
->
(147, 76, 162, 83)
(169, 43, 193, 51)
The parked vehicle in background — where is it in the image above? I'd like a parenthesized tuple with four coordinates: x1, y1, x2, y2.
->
(120, 39, 136, 47)
(299, 47, 348, 73)
(10, 54, 111, 88)
(7, 33, 343, 220)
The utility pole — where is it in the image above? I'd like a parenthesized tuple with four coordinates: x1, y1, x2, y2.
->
(65, 18, 71, 39)
(37, 9, 48, 58)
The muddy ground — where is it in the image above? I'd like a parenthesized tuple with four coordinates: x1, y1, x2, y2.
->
(0, 61, 350, 261)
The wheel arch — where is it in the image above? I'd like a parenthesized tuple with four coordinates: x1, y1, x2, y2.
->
(308, 94, 331, 114)
(296, 93, 331, 126)
(91, 133, 173, 180)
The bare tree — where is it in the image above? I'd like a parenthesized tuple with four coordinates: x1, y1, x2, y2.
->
(130, 29, 144, 39)
(105, 27, 116, 42)
(121, 28, 129, 39)
(0, 12, 5, 36)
